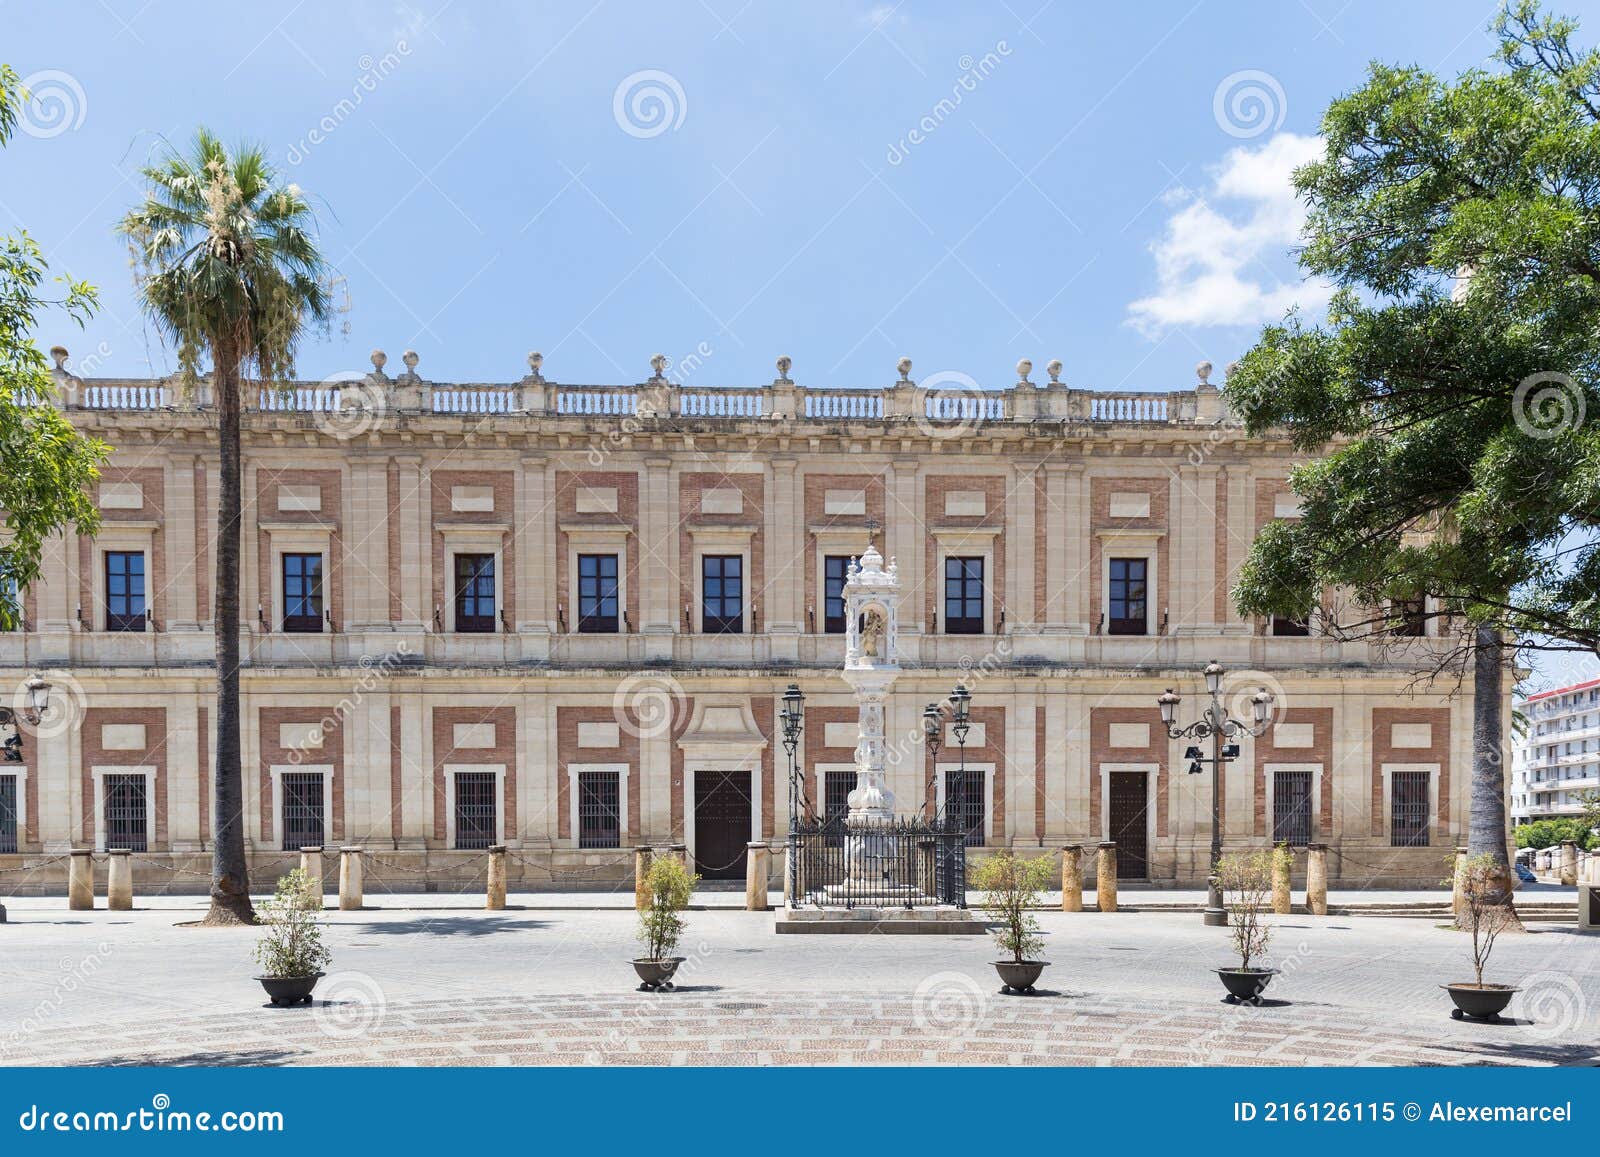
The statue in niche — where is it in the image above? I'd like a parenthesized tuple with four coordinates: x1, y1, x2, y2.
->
(861, 607, 887, 657)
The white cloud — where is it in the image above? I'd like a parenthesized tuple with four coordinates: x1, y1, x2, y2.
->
(1126, 132, 1330, 334)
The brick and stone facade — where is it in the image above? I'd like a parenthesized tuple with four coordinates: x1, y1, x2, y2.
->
(0, 353, 1497, 889)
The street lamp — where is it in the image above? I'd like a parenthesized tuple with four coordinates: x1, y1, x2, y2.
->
(0, 673, 52, 763)
(1157, 662, 1275, 926)
(780, 683, 805, 906)
(949, 685, 972, 844)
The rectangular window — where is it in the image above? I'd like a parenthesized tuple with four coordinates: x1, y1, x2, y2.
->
(103, 773, 148, 852)
(0, 774, 16, 853)
(1107, 558, 1147, 635)
(454, 770, 497, 850)
(104, 551, 146, 632)
(943, 557, 984, 635)
(577, 553, 620, 633)
(454, 554, 496, 633)
(280, 772, 325, 851)
(1270, 615, 1310, 637)
(1272, 770, 1313, 846)
(944, 768, 986, 847)
(281, 553, 324, 633)
(577, 770, 621, 848)
(1390, 770, 1431, 847)
(823, 556, 850, 634)
(701, 555, 743, 634)
(1394, 598, 1427, 637)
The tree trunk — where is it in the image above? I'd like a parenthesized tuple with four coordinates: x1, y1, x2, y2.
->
(1461, 623, 1522, 931)
(202, 352, 255, 925)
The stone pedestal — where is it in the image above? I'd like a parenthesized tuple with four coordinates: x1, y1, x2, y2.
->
(486, 844, 507, 910)
(745, 843, 770, 911)
(1307, 843, 1329, 916)
(338, 847, 363, 911)
(68, 849, 94, 910)
(107, 849, 133, 911)
(1061, 845, 1083, 912)
(1096, 842, 1118, 913)
(634, 846, 653, 911)
(1560, 840, 1578, 887)
(298, 846, 323, 909)
(1272, 848, 1292, 914)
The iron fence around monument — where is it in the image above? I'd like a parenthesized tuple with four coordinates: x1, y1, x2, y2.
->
(787, 814, 968, 909)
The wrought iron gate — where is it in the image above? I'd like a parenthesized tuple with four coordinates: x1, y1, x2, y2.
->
(1272, 770, 1313, 846)
(281, 772, 325, 850)
(103, 773, 148, 852)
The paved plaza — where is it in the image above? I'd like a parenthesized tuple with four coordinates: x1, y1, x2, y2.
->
(1, 897, 1596, 1066)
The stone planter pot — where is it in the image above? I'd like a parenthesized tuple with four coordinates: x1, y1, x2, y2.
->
(631, 957, 686, 991)
(1215, 967, 1279, 1005)
(256, 972, 323, 1006)
(1443, 983, 1518, 1022)
(993, 960, 1049, 993)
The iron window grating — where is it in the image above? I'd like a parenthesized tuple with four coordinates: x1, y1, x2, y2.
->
(577, 770, 621, 848)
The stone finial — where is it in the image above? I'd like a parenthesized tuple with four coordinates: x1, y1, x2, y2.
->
(402, 349, 419, 369)
(1016, 358, 1032, 384)
(896, 356, 912, 383)
(1046, 358, 1063, 384)
(369, 350, 388, 378)
(1225, 360, 1239, 380)
(650, 353, 667, 380)
(50, 345, 69, 371)
(776, 355, 792, 382)
(527, 351, 544, 380)
(1196, 360, 1213, 385)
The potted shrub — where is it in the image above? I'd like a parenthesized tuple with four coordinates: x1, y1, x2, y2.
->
(974, 850, 1055, 994)
(1213, 850, 1280, 1005)
(253, 868, 331, 1005)
(1444, 852, 1521, 1021)
(633, 853, 698, 990)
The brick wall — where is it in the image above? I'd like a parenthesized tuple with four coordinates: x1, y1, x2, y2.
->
(922, 475, 1006, 631)
(678, 473, 765, 630)
(81, 708, 167, 848)
(1089, 477, 1169, 634)
(431, 706, 517, 843)
(255, 467, 343, 629)
(1371, 707, 1452, 841)
(257, 706, 346, 846)
(556, 705, 643, 843)
(555, 470, 640, 632)
(1253, 706, 1333, 838)
(1088, 706, 1167, 839)
(430, 469, 516, 626)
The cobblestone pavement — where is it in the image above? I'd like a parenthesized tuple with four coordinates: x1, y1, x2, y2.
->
(1, 908, 1595, 1066)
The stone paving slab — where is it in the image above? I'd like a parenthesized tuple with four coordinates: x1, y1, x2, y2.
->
(5, 991, 1595, 1068)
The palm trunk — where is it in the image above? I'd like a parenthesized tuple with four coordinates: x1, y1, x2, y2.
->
(202, 352, 255, 925)
(1462, 623, 1521, 931)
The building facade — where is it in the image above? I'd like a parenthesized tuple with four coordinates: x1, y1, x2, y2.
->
(0, 349, 1491, 890)
(1512, 677, 1600, 827)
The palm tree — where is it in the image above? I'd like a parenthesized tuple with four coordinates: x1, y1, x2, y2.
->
(1467, 624, 1522, 931)
(120, 131, 331, 925)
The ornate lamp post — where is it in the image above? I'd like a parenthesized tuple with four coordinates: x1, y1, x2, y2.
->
(1158, 661, 1275, 926)
(780, 682, 805, 904)
(949, 685, 972, 841)
(0, 673, 53, 763)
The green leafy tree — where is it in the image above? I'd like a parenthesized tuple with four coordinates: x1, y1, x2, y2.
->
(973, 851, 1054, 963)
(1514, 815, 1598, 850)
(119, 131, 332, 925)
(1228, 2, 1600, 916)
(637, 854, 697, 961)
(0, 65, 108, 628)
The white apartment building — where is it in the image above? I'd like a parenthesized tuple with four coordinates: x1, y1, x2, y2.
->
(1514, 676, 1600, 826)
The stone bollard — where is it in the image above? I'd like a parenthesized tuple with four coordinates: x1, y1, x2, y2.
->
(486, 844, 507, 911)
(1096, 841, 1118, 913)
(1061, 844, 1083, 912)
(1306, 843, 1329, 916)
(68, 849, 94, 910)
(298, 846, 323, 909)
(669, 843, 687, 866)
(1272, 847, 1292, 915)
(745, 843, 770, 911)
(1560, 840, 1579, 887)
(1451, 846, 1469, 924)
(634, 845, 653, 912)
(107, 848, 133, 911)
(338, 847, 363, 911)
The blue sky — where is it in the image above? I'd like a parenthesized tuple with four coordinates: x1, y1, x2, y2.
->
(6, 0, 1571, 391)
(6, 0, 1597, 690)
